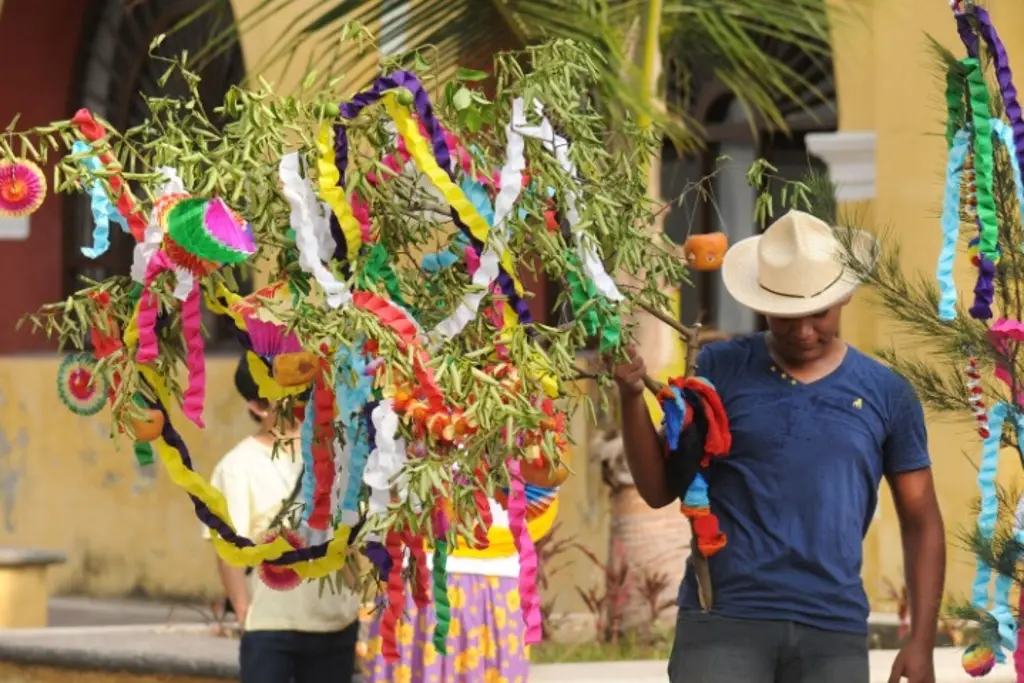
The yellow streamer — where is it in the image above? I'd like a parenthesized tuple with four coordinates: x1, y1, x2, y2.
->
(138, 363, 350, 577)
(449, 496, 559, 560)
(316, 124, 363, 262)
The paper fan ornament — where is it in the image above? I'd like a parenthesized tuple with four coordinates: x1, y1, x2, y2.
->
(164, 197, 256, 275)
(257, 529, 306, 591)
(57, 354, 107, 416)
(0, 159, 46, 217)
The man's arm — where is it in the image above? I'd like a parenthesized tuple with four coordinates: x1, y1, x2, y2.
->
(888, 467, 945, 646)
(612, 344, 674, 509)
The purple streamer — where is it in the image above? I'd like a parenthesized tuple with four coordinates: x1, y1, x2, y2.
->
(970, 257, 996, 320)
(365, 541, 392, 581)
(957, 8, 1024, 194)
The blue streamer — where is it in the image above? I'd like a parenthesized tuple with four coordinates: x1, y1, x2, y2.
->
(298, 392, 316, 524)
(991, 119, 1024, 229)
(937, 131, 970, 321)
(335, 340, 376, 525)
(971, 402, 1013, 659)
(661, 386, 687, 451)
(71, 141, 129, 259)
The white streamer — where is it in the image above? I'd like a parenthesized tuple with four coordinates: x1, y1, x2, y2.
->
(513, 98, 624, 302)
(363, 400, 407, 516)
(131, 168, 185, 283)
(172, 267, 194, 301)
(279, 153, 352, 308)
(429, 99, 528, 343)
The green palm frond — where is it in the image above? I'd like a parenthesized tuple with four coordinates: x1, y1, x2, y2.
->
(181, 0, 845, 148)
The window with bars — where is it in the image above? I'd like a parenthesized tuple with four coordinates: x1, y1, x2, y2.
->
(65, 0, 247, 348)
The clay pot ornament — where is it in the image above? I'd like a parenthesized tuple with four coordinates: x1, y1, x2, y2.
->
(520, 447, 571, 489)
(683, 232, 728, 272)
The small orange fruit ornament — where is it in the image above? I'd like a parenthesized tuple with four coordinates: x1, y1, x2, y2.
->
(131, 409, 166, 442)
(683, 232, 729, 272)
(519, 446, 571, 489)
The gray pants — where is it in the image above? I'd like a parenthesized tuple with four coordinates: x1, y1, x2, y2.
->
(668, 612, 869, 683)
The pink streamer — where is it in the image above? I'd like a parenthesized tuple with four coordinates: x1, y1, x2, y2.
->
(135, 251, 174, 363)
(180, 284, 206, 428)
(507, 459, 542, 645)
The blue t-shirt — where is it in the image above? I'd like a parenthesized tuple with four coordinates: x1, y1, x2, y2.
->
(678, 333, 930, 634)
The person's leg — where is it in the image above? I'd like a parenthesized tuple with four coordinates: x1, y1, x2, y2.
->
(776, 622, 869, 683)
(239, 631, 297, 683)
(668, 612, 782, 683)
(293, 621, 360, 683)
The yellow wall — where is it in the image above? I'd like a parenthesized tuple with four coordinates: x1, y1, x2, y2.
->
(831, 0, 1024, 610)
(0, 357, 249, 598)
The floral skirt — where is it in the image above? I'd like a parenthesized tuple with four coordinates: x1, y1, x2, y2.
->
(360, 573, 530, 683)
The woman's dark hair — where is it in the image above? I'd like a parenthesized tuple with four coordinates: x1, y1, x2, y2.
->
(234, 355, 270, 423)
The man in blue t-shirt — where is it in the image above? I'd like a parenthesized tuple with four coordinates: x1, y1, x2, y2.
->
(613, 211, 945, 683)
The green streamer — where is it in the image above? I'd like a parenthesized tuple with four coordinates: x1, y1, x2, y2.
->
(565, 252, 621, 352)
(431, 540, 450, 655)
(963, 57, 1000, 261)
(945, 62, 967, 148)
(133, 441, 154, 467)
(358, 243, 407, 307)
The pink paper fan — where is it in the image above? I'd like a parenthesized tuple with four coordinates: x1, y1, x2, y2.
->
(257, 529, 305, 592)
(205, 197, 256, 255)
(246, 317, 302, 357)
(0, 159, 47, 217)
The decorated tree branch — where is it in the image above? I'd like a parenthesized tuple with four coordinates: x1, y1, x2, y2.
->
(0, 33, 714, 657)
(795, 2, 1024, 677)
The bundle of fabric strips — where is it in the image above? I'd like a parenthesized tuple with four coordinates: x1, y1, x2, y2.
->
(3, 54, 659, 662)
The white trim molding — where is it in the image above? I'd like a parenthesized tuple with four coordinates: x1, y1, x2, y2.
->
(805, 130, 877, 202)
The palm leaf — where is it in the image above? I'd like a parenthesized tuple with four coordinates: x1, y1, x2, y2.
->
(179, 0, 846, 148)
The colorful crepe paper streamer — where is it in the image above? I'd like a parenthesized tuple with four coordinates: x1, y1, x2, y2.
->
(937, 131, 969, 321)
(954, 5, 1024, 194)
(334, 341, 375, 527)
(70, 141, 129, 258)
(972, 402, 1017, 660)
(507, 459, 542, 645)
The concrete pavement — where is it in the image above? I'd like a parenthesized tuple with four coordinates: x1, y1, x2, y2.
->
(25, 599, 1020, 682)
(531, 650, 1016, 682)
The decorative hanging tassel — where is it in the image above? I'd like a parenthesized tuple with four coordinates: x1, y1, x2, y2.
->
(403, 531, 431, 610)
(965, 356, 990, 439)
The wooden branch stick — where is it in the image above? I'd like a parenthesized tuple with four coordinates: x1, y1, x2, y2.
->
(634, 302, 713, 610)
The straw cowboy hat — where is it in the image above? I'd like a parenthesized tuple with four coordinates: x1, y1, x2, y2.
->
(721, 210, 878, 318)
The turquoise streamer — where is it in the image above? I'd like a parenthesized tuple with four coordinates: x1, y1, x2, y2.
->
(299, 392, 316, 524)
(335, 340, 375, 524)
(991, 119, 1024, 227)
(937, 131, 970, 320)
(71, 141, 129, 259)
(972, 402, 1012, 659)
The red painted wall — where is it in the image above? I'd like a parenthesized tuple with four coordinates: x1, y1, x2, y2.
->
(0, 1, 86, 353)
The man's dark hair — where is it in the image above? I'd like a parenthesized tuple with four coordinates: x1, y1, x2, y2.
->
(234, 355, 269, 423)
